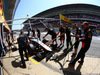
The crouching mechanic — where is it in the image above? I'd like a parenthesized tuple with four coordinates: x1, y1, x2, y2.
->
(69, 21, 92, 66)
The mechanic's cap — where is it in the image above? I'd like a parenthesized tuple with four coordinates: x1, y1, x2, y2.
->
(83, 21, 89, 25)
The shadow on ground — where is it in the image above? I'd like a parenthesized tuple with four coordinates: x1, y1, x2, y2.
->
(53, 48, 83, 75)
(11, 56, 28, 68)
(56, 57, 83, 75)
(60, 62, 82, 75)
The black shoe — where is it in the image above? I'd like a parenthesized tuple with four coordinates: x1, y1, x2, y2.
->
(69, 63, 75, 66)
(22, 65, 26, 68)
(56, 44, 58, 46)
(54, 59, 59, 62)
(0, 61, 3, 67)
(70, 48, 73, 51)
(63, 48, 67, 53)
(71, 53, 76, 57)
(26, 59, 29, 61)
(78, 61, 84, 64)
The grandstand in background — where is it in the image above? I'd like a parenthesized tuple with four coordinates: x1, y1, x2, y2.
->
(23, 4, 100, 32)
(23, 4, 100, 29)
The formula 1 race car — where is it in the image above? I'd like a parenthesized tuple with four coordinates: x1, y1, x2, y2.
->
(27, 36, 58, 59)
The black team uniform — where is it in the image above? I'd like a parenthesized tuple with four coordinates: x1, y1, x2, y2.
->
(27, 29, 31, 36)
(32, 29, 35, 37)
(47, 29, 57, 44)
(72, 27, 81, 57)
(59, 27, 65, 46)
(6, 32, 12, 50)
(65, 27, 72, 50)
(74, 28, 81, 49)
(69, 27, 92, 65)
(17, 34, 29, 68)
(10, 31, 14, 43)
(37, 29, 41, 40)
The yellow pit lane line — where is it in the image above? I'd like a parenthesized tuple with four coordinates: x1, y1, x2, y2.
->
(29, 57, 40, 65)
(24, 52, 39, 65)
